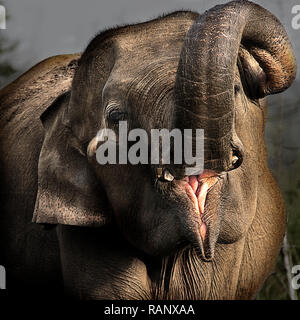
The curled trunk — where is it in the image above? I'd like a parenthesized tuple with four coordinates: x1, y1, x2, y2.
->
(173, 0, 296, 173)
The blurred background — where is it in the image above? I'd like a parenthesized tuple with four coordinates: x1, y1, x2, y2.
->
(0, 0, 299, 299)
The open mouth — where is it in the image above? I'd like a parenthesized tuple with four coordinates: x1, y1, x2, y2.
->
(183, 170, 220, 242)
(155, 167, 222, 260)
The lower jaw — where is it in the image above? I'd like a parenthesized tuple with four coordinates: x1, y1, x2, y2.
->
(153, 170, 220, 260)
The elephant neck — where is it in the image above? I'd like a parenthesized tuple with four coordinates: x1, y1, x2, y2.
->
(149, 239, 246, 299)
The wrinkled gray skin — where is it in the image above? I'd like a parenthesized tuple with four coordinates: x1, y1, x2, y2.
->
(0, 1, 297, 299)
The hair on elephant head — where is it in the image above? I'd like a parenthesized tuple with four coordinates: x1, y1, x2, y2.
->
(32, 0, 296, 299)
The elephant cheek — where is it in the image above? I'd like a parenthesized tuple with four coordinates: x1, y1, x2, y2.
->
(117, 184, 182, 257)
(218, 170, 258, 244)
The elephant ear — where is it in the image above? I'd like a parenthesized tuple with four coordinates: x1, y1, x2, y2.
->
(33, 57, 111, 227)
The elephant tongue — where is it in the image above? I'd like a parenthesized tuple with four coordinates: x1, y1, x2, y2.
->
(185, 170, 219, 241)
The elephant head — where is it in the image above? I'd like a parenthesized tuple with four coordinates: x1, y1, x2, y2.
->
(33, 0, 296, 298)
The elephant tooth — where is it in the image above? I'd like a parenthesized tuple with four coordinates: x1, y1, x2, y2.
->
(164, 170, 174, 182)
(232, 155, 239, 165)
(156, 167, 163, 179)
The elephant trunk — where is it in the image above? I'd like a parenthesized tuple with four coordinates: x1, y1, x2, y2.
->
(172, 0, 296, 174)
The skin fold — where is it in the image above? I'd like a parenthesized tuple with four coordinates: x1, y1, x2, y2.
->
(0, 1, 296, 299)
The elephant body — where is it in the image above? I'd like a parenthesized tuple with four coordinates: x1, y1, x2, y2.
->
(0, 55, 78, 294)
(0, 1, 296, 299)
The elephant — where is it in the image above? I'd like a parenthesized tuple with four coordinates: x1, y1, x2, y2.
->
(0, 0, 297, 299)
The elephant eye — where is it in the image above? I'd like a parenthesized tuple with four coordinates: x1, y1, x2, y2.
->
(107, 109, 127, 125)
(234, 84, 241, 95)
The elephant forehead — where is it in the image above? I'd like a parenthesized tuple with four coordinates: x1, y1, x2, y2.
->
(103, 57, 178, 110)
(101, 16, 198, 105)
(113, 13, 197, 54)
